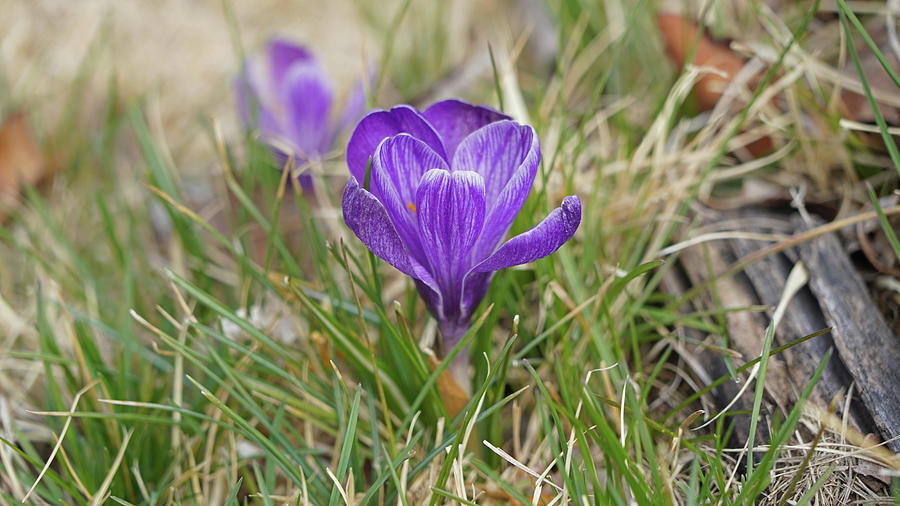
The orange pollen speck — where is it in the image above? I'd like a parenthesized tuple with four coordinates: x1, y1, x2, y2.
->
(407, 202, 417, 213)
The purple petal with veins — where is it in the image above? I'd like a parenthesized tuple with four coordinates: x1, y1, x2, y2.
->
(341, 98, 580, 356)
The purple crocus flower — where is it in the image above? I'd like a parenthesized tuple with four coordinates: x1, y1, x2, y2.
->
(236, 39, 365, 179)
(341, 99, 581, 353)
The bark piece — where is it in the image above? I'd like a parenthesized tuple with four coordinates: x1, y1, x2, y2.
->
(668, 239, 781, 451)
(793, 216, 900, 453)
(727, 211, 870, 434)
(666, 207, 896, 454)
(660, 264, 761, 450)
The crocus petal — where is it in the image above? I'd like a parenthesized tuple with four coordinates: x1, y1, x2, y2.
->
(414, 278, 444, 324)
(281, 61, 334, 158)
(415, 169, 486, 317)
(371, 134, 449, 265)
(471, 195, 581, 273)
(267, 39, 314, 87)
(346, 106, 446, 183)
(458, 196, 579, 319)
(342, 178, 439, 290)
(235, 66, 280, 138)
(422, 99, 510, 159)
(451, 121, 540, 260)
(459, 270, 493, 322)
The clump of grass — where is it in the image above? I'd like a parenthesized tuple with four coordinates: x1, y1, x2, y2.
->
(2, 0, 899, 504)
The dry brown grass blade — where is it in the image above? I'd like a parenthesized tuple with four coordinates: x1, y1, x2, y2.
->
(23, 379, 99, 502)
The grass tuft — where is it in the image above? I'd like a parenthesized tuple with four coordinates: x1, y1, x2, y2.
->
(2, 0, 899, 504)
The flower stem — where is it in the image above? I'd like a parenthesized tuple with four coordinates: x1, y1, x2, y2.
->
(439, 320, 470, 393)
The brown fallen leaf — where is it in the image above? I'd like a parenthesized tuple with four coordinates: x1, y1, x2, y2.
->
(839, 24, 900, 125)
(657, 14, 774, 158)
(835, 23, 900, 155)
(657, 13, 746, 112)
(0, 110, 46, 213)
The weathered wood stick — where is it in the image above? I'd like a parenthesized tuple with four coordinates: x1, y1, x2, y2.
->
(792, 216, 900, 453)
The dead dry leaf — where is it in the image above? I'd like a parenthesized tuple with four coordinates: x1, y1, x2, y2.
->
(0, 111, 44, 195)
(657, 13, 773, 157)
(657, 13, 746, 112)
(839, 24, 900, 125)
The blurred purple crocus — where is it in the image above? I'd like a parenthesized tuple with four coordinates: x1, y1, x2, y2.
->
(341, 99, 581, 353)
(236, 39, 365, 179)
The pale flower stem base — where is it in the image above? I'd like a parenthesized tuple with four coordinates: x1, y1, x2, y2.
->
(440, 322, 471, 395)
